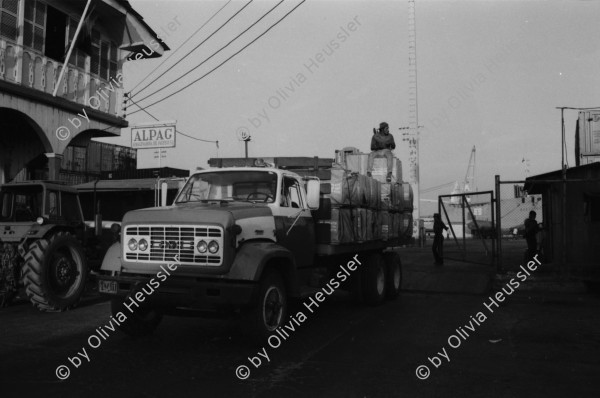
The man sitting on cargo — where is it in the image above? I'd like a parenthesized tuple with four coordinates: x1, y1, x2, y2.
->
(367, 122, 396, 182)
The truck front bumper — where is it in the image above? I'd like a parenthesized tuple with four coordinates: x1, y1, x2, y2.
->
(97, 273, 258, 311)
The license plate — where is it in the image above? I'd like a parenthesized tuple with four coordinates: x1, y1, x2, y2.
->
(98, 280, 118, 294)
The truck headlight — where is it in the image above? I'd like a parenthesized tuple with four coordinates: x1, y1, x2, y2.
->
(128, 238, 138, 251)
(138, 239, 148, 251)
(197, 240, 207, 253)
(208, 240, 219, 254)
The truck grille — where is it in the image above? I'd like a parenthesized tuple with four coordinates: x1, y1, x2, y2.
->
(124, 225, 223, 266)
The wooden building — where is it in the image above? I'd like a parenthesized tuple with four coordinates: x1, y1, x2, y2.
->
(525, 162, 600, 277)
(0, 0, 168, 183)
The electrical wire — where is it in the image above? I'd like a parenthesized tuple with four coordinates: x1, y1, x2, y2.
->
(131, 0, 253, 99)
(130, 0, 233, 94)
(130, 0, 306, 115)
(128, 96, 219, 147)
(134, 0, 285, 106)
(421, 181, 456, 194)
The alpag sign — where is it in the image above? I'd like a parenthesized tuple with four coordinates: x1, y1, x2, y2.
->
(131, 125, 176, 149)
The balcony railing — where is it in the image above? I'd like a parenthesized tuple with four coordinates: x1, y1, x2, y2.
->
(0, 38, 123, 117)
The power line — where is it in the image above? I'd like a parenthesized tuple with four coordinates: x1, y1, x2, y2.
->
(134, 0, 285, 106)
(128, 96, 219, 147)
(130, 0, 306, 115)
(421, 181, 455, 194)
(129, 0, 233, 94)
(131, 0, 253, 99)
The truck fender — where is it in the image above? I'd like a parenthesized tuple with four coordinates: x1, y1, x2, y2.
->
(100, 242, 122, 272)
(227, 241, 299, 297)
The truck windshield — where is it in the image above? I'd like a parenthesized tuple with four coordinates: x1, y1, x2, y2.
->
(0, 186, 44, 222)
(175, 171, 278, 204)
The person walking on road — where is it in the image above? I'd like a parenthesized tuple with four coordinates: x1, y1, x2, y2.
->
(432, 213, 448, 266)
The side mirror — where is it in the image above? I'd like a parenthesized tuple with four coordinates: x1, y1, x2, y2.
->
(305, 179, 320, 210)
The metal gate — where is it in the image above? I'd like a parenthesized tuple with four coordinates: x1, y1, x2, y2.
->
(438, 191, 496, 265)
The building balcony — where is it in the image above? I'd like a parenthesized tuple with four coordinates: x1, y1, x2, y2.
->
(0, 37, 122, 117)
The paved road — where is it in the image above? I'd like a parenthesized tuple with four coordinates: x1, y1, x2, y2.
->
(1, 289, 599, 398)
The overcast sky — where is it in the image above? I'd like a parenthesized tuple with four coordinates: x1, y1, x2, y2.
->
(99, 0, 600, 200)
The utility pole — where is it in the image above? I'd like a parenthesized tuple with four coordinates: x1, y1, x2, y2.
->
(407, 0, 421, 243)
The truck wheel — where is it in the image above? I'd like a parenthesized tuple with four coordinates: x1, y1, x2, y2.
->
(362, 253, 386, 306)
(245, 271, 287, 339)
(383, 252, 402, 299)
(111, 297, 162, 337)
(22, 232, 87, 311)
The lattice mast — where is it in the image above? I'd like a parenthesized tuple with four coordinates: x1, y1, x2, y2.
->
(405, 0, 420, 239)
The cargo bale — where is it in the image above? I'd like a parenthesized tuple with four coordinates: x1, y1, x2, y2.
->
(316, 208, 354, 244)
(379, 211, 391, 241)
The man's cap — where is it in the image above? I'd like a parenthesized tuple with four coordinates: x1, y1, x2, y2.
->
(380, 122, 389, 129)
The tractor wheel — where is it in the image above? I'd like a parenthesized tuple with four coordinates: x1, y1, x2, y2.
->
(383, 252, 402, 300)
(362, 252, 386, 306)
(244, 271, 287, 340)
(22, 232, 88, 311)
(111, 297, 163, 337)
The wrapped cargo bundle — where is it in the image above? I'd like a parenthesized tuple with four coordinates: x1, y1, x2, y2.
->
(346, 154, 402, 182)
(371, 157, 403, 184)
(380, 183, 392, 210)
(379, 211, 391, 240)
(400, 212, 414, 240)
(316, 208, 354, 244)
(345, 154, 369, 175)
(401, 182, 414, 212)
(393, 213, 402, 239)
(325, 167, 368, 207)
(365, 177, 381, 209)
(381, 182, 406, 211)
(368, 209, 381, 240)
(352, 208, 366, 242)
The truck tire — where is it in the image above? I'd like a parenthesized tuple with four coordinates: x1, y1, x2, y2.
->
(111, 297, 163, 337)
(245, 271, 287, 339)
(22, 232, 87, 311)
(383, 252, 402, 300)
(362, 253, 386, 306)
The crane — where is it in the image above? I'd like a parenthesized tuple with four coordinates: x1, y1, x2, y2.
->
(450, 146, 476, 203)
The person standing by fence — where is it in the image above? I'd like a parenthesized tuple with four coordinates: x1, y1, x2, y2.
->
(432, 213, 448, 266)
(524, 210, 540, 261)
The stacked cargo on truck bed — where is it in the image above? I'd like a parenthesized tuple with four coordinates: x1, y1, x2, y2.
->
(207, 154, 414, 246)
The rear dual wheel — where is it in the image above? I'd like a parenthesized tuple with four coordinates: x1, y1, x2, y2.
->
(362, 253, 386, 305)
(362, 252, 402, 305)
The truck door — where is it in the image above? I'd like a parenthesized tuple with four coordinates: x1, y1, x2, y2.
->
(272, 175, 316, 267)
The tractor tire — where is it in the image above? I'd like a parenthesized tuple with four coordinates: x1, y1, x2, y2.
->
(22, 232, 88, 312)
(362, 252, 386, 306)
(244, 271, 287, 340)
(111, 297, 163, 337)
(383, 252, 402, 300)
